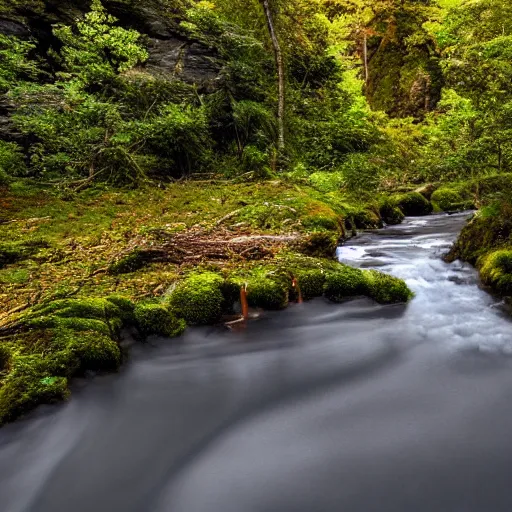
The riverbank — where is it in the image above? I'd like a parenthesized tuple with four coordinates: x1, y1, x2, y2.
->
(0, 173, 508, 425)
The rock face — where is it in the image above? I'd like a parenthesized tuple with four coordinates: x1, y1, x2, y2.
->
(0, 0, 223, 141)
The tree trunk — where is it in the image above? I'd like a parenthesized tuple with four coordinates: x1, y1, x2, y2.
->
(260, 0, 285, 151)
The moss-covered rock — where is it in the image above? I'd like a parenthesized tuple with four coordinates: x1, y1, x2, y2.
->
(134, 302, 186, 337)
(392, 192, 433, 216)
(106, 295, 136, 323)
(296, 232, 338, 258)
(479, 250, 512, 296)
(246, 277, 289, 310)
(0, 365, 69, 426)
(324, 266, 368, 302)
(296, 269, 326, 300)
(56, 329, 122, 374)
(364, 270, 413, 304)
(431, 188, 473, 212)
(352, 209, 383, 230)
(167, 272, 225, 325)
(379, 201, 405, 225)
(446, 202, 512, 264)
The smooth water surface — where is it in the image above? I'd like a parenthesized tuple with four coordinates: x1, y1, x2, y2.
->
(2, 212, 512, 512)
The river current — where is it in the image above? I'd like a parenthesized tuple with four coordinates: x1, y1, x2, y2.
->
(2, 212, 512, 511)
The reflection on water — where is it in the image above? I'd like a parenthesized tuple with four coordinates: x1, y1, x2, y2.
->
(2, 212, 512, 512)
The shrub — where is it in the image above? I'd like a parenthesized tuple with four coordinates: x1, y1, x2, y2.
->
(392, 192, 433, 216)
(364, 270, 413, 304)
(324, 266, 367, 302)
(167, 272, 225, 325)
(134, 302, 186, 337)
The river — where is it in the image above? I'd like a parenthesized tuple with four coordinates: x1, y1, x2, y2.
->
(2, 212, 512, 512)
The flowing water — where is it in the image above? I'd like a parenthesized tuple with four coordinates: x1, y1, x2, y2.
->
(2, 212, 512, 512)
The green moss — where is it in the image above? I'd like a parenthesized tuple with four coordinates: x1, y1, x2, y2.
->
(296, 232, 338, 258)
(108, 249, 149, 274)
(34, 298, 121, 321)
(134, 302, 186, 337)
(379, 201, 405, 225)
(351, 209, 383, 229)
(0, 366, 69, 426)
(0, 345, 10, 372)
(392, 192, 433, 216)
(301, 214, 341, 232)
(106, 295, 136, 323)
(431, 188, 473, 212)
(167, 272, 225, 325)
(246, 277, 288, 310)
(364, 270, 413, 304)
(324, 266, 368, 302)
(296, 269, 326, 300)
(446, 202, 512, 264)
(0, 239, 49, 269)
(480, 250, 512, 295)
(26, 316, 116, 337)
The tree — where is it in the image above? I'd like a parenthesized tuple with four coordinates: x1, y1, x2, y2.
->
(260, 0, 285, 151)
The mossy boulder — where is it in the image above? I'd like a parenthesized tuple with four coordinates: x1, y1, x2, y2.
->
(55, 329, 122, 374)
(246, 277, 289, 310)
(431, 188, 473, 212)
(392, 192, 433, 216)
(364, 270, 413, 304)
(446, 202, 512, 264)
(296, 269, 326, 300)
(480, 250, 512, 295)
(296, 232, 338, 258)
(167, 272, 225, 325)
(379, 201, 405, 225)
(352, 209, 383, 230)
(134, 302, 186, 337)
(324, 266, 368, 302)
(0, 364, 69, 426)
(106, 295, 136, 323)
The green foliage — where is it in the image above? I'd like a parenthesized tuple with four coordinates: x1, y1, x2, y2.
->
(167, 272, 225, 325)
(0, 141, 27, 181)
(0, 239, 49, 269)
(134, 302, 186, 337)
(0, 34, 41, 94)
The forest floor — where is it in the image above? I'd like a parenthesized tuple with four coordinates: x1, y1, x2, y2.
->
(0, 179, 381, 325)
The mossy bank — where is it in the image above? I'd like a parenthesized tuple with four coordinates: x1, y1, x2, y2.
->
(0, 178, 418, 425)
